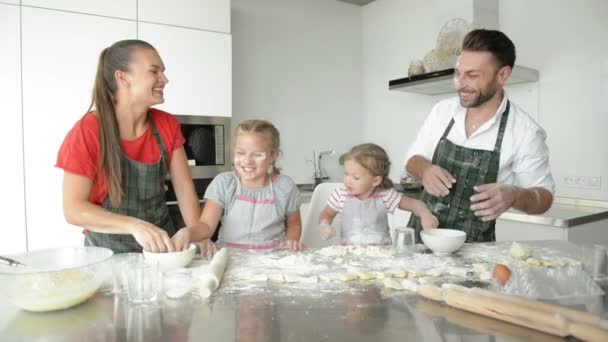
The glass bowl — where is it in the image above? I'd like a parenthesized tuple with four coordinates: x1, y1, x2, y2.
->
(0, 246, 113, 312)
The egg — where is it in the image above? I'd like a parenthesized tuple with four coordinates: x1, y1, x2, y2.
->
(493, 264, 512, 286)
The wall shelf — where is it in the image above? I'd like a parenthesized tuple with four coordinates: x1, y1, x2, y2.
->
(388, 65, 539, 95)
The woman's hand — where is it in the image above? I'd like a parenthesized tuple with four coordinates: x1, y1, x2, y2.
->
(171, 227, 192, 251)
(130, 219, 175, 253)
(195, 239, 218, 260)
(319, 222, 336, 240)
(281, 239, 303, 251)
(421, 213, 439, 229)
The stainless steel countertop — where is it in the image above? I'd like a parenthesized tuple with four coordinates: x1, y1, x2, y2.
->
(1, 241, 607, 341)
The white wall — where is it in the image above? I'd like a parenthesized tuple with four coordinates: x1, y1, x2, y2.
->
(361, 0, 474, 182)
(231, 0, 363, 184)
(500, 0, 608, 201)
(361, 0, 608, 202)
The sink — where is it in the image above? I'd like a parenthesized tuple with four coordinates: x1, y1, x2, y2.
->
(297, 183, 316, 192)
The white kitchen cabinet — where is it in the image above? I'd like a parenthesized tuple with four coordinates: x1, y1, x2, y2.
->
(1, 1, 19, 5)
(138, 0, 230, 33)
(22, 0, 136, 20)
(21, 7, 136, 250)
(0, 4, 27, 254)
(139, 22, 232, 117)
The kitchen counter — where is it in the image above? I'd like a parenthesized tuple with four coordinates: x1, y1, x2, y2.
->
(1, 241, 607, 341)
(500, 198, 608, 228)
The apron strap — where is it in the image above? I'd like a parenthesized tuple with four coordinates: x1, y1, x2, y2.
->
(492, 101, 511, 153)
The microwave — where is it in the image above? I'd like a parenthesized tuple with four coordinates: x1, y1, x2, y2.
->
(175, 115, 232, 179)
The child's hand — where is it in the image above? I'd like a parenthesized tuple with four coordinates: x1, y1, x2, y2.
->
(195, 239, 217, 260)
(421, 214, 439, 229)
(281, 239, 304, 251)
(319, 222, 336, 240)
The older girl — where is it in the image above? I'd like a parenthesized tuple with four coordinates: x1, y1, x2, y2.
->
(195, 120, 303, 258)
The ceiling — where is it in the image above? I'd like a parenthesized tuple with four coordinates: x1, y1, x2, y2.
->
(336, 0, 376, 6)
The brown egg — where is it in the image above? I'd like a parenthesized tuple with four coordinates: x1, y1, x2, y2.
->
(493, 264, 512, 286)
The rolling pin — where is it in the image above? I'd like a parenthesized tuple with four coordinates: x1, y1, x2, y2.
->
(198, 248, 229, 298)
(416, 298, 563, 342)
(416, 285, 608, 342)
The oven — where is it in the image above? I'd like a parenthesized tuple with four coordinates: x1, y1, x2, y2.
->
(165, 115, 231, 241)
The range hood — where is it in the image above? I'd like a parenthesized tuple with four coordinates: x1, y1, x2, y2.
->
(388, 65, 539, 95)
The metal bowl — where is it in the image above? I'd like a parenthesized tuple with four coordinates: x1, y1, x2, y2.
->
(0, 247, 113, 312)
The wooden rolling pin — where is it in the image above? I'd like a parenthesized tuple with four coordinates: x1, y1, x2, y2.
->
(416, 299, 563, 342)
(416, 285, 608, 342)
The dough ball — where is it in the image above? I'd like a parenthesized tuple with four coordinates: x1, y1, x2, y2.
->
(510, 242, 532, 260)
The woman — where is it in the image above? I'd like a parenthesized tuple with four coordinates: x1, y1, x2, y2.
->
(56, 39, 203, 253)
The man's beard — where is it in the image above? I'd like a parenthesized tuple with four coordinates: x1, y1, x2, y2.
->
(458, 78, 498, 108)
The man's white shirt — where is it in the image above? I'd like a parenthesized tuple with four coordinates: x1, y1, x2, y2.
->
(405, 94, 555, 193)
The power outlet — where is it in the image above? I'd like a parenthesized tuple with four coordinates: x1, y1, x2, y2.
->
(563, 175, 602, 189)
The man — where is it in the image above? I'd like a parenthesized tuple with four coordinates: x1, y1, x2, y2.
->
(405, 29, 554, 242)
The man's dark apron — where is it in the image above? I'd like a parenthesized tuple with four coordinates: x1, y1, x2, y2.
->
(85, 120, 176, 253)
(408, 102, 510, 243)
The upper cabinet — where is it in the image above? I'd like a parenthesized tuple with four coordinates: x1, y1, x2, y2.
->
(138, 0, 230, 33)
(0, 4, 27, 254)
(21, 7, 136, 251)
(22, 0, 137, 20)
(389, 66, 539, 95)
(139, 22, 232, 117)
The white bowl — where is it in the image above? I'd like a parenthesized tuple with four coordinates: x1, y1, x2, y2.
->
(420, 229, 466, 255)
(143, 243, 196, 271)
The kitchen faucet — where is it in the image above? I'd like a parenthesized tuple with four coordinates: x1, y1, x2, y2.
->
(313, 150, 335, 186)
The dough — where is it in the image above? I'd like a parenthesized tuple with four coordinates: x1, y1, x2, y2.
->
(418, 276, 438, 285)
(400, 279, 419, 292)
(319, 273, 337, 282)
(268, 274, 285, 283)
(425, 268, 445, 277)
(10, 270, 99, 312)
(336, 273, 357, 282)
(525, 257, 541, 267)
(198, 248, 229, 298)
(250, 274, 268, 282)
(357, 272, 377, 280)
(389, 270, 408, 278)
(479, 271, 492, 281)
(510, 242, 532, 260)
(383, 278, 403, 290)
(472, 263, 489, 273)
(446, 267, 468, 277)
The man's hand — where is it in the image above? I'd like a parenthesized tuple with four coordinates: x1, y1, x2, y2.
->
(470, 184, 519, 221)
(421, 165, 456, 197)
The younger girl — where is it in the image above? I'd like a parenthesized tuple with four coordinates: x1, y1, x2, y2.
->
(319, 143, 438, 245)
(195, 120, 303, 258)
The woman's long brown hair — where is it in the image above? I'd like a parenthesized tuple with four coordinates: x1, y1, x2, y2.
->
(86, 40, 156, 206)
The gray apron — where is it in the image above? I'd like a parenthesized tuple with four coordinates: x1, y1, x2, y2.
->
(340, 192, 392, 245)
(408, 102, 510, 243)
(85, 118, 176, 253)
(218, 172, 285, 249)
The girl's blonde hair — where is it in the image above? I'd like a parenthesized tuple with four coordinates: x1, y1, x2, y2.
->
(87, 39, 157, 206)
(345, 143, 393, 189)
(234, 120, 281, 175)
